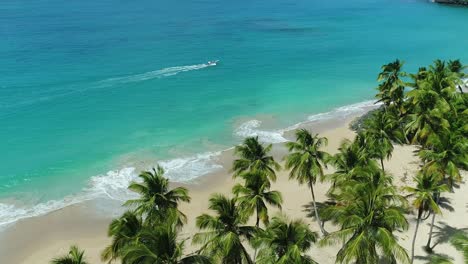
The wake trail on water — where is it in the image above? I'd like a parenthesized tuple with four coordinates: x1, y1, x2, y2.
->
(0, 62, 217, 111)
(0, 99, 379, 228)
(97, 63, 216, 85)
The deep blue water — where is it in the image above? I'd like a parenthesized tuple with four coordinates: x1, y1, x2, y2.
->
(0, 0, 467, 224)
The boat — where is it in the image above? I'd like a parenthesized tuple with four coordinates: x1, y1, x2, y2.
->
(207, 60, 219, 66)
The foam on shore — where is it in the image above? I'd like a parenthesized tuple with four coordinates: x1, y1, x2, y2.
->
(0, 99, 378, 228)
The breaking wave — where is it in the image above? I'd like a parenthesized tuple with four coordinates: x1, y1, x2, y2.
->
(0, 99, 378, 228)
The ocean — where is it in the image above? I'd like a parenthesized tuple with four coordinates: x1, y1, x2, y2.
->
(0, 0, 467, 226)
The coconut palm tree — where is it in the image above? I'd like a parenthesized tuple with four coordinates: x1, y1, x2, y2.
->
(363, 109, 403, 171)
(448, 59, 466, 93)
(321, 170, 410, 264)
(121, 223, 211, 264)
(101, 210, 143, 263)
(328, 138, 378, 193)
(254, 215, 318, 264)
(232, 136, 280, 181)
(51, 246, 89, 264)
(404, 172, 448, 264)
(232, 171, 283, 228)
(423, 60, 461, 103)
(193, 194, 256, 264)
(418, 133, 468, 189)
(405, 87, 451, 147)
(376, 59, 407, 114)
(124, 166, 190, 226)
(285, 129, 330, 235)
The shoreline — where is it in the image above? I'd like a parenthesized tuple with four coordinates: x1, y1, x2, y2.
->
(0, 111, 362, 263)
(0, 99, 379, 228)
(1, 109, 466, 263)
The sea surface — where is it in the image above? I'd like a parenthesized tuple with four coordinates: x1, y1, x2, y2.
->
(1, 0, 467, 226)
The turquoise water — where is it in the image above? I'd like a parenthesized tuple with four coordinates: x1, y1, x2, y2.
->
(0, 0, 467, 224)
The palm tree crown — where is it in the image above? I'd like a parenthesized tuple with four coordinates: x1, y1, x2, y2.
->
(193, 194, 256, 264)
(321, 170, 410, 264)
(101, 210, 143, 263)
(124, 166, 190, 225)
(121, 222, 211, 264)
(233, 136, 280, 181)
(285, 129, 330, 235)
(51, 246, 89, 264)
(232, 171, 283, 227)
(254, 215, 318, 264)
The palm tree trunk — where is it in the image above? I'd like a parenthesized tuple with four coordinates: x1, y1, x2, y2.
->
(411, 207, 423, 264)
(253, 207, 259, 261)
(255, 208, 260, 228)
(426, 194, 440, 251)
(426, 211, 436, 252)
(309, 181, 327, 235)
(380, 157, 385, 172)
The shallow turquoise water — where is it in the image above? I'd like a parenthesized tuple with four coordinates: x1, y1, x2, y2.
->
(0, 0, 467, 220)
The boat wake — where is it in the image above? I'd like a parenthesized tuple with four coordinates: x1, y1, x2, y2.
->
(99, 62, 218, 85)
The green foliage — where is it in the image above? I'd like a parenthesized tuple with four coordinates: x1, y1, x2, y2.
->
(233, 171, 283, 227)
(254, 215, 318, 264)
(101, 210, 143, 263)
(121, 222, 211, 264)
(321, 169, 410, 264)
(51, 246, 89, 264)
(232, 136, 281, 181)
(124, 165, 190, 226)
(285, 129, 331, 235)
(193, 194, 256, 264)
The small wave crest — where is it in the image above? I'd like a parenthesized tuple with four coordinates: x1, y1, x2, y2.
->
(235, 120, 289, 143)
(235, 100, 379, 143)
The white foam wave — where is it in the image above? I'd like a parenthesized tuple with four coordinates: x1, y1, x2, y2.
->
(100, 63, 216, 85)
(0, 152, 224, 227)
(0, 194, 98, 228)
(160, 152, 223, 181)
(308, 100, 379, 122)
(235, 120, 289, 143)
(235, 100, 380, 143)
(0, 99, 378, 227)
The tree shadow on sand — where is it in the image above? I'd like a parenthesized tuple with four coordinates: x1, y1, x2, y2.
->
(429, 221, 468, 250)
(302, 200, 335, 219)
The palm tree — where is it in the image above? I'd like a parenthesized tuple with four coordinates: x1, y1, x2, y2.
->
(404, 172, 448, 264)
(448, 59, 466, 93)
(363, 109, 403, 171)
(321, 170, 410, 264)
(328, 138, 378, 193)
(232, 171, 283, 227)
(193, 194, 256, 264)
(121, 223, 211, 264)
(418, 133, 468, 189)
(284, 129, 330, 235)
(101, 210, 143, 263)
(232, 136, 280, 181)
(51, 246, 89, 264)
(405, 87, 451, 147)
(124, 166, 190, 226)
(254, 215, 318, 264)
(376, 59, 406, 114)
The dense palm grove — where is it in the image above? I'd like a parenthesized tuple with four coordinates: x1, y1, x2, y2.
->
(51, 59, 467, 264)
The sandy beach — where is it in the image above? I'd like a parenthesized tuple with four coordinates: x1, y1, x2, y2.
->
(0, 116, 466, 264)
